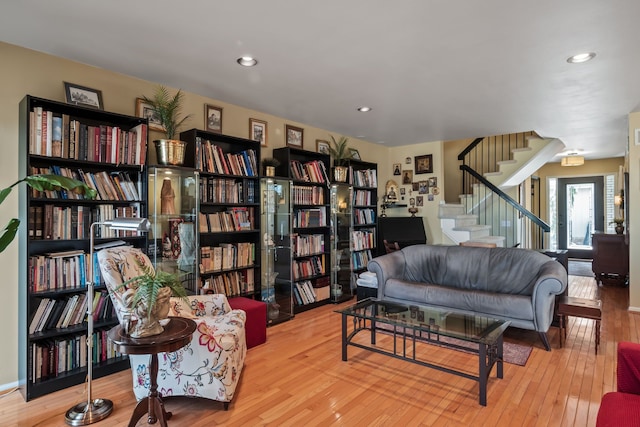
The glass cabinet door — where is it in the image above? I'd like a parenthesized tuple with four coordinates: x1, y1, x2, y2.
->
(261, 177, 293, 325)
(331, 183, 354, 302)
(148, 166, 199, 293)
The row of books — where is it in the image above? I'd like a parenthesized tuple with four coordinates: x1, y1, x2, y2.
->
(293, 207, 327, 228)
(29, 204, 140, 241)
(353, 190, 374, 207)
(293, 276, 330, 305)
(199, 242, 255, 273)
(351, 168, 377, 188)
(29, 108, 147, 165)
(198, 207, 255, 233)
(30, 250, 88, 292)
(29, 329, 121, 383)
(289, 159, 330, 184)
(28, 291, 112, 335)
(195, 137, 259, 176)
(352, 249, 374, 270)
(291, 233, 325, 257)
(293, 254, 325, 280)
(200, 268, 255, 297)
(292, 185, 325, 205)
(31, 166, 141, 202)
(354, 208, 376, 225)
(352, 228, 376, 251)
(199, 177, 247, 204)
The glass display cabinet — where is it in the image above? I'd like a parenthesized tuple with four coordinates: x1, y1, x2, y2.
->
(331, 183, 354, 303)
(148, 166, 199, 293)
(260, 177, 294, 325)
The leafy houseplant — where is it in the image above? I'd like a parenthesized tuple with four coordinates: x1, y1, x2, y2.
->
(327, 135, 352, 182)
(0, 175, 96, 253)
(261, 157, 280, 176)
(142, 85, 192, 140)
(120, 267, 188, 321)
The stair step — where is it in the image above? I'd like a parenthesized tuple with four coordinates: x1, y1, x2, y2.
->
(484, 171, 502, 177)
(438, 203, 465, 218)
(453, 224, 491, 232)
(497, 159, 517, 165)
(454, 214, 478, 227)
(466, 236, 506, 247)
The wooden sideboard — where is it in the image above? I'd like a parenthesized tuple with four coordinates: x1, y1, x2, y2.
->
(592, 232, 629, 286)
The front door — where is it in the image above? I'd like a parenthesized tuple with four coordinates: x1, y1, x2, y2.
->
(557, 176, 604, 259)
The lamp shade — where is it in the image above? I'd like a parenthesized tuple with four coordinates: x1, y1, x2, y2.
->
(561, 155, 584, 167)
(103, 217, 151, 231)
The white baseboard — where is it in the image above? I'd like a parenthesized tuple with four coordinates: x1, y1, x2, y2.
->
(0, 380, 19, 394)
(628, 306, 640, 313)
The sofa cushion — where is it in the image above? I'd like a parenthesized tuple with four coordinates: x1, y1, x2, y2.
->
(385, 279, 534, 321)
(596, 392, 640, 427)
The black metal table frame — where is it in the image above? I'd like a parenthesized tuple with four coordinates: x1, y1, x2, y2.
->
(340, 304, 505, 406)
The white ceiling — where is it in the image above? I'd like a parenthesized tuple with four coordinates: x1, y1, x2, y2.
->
(2, 0, 640, 160)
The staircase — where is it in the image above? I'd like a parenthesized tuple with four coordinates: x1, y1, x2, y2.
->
(441, 133, 563, 248)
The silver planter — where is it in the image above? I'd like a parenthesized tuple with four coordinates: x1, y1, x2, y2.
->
(155, 139, 187, 165)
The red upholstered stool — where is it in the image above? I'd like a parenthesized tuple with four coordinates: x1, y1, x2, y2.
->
(228, 297, 267, 349)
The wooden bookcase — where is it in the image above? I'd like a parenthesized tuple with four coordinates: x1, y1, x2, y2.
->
(18, 95, 148, 400)
(346, 159, 378, 279)
(272, 147, 331, 313)
(179, 129, 261, 299)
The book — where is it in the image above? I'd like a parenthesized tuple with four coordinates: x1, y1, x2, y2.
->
(29, 298, 50, 334)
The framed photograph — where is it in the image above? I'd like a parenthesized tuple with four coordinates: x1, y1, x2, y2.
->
(349, 148, 361, 160)
(393, 163, 401, 175)
(249, 118, 268, 146)
(402, 170, 413, 185)
(418, 180, 429, 194)
(416, 196, 424, 206)
(205, 104, 223, 133)
(316, 139, 330, 154)
(64, 82, 103, 110)
(415, 154, 433, 174)
(136, 98, 164, 132)
(412, 182, 419, 191)
(429, 177, 438, 187)
(400, 188, 406, 195)
(286, 124, 303, 148)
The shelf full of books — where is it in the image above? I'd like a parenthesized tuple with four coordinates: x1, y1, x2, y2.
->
(346, 159, 378, 272)
(272, 147, 331, 313)
(180, 129, 261, 300)
(18, 95, 148, 401)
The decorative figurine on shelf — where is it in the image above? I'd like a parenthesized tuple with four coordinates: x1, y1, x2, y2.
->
(408, 197, 418, 217)
(160, 178, 176, 215)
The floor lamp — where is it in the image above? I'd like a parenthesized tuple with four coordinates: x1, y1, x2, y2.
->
(65, 217, 151, 426)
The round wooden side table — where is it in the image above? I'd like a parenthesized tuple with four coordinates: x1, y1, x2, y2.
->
(108, 317, 197, 427)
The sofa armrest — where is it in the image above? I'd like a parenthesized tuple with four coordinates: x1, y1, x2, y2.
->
(368, 251, 406, 299)
(617, 342, 640, 394)
(530, 261, 567, 332)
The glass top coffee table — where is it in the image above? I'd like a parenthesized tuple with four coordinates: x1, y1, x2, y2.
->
(335, 298, 510, 406)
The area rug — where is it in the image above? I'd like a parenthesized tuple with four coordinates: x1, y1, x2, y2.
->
(376, 325, 532, 366)
(568, 260, 594, 277)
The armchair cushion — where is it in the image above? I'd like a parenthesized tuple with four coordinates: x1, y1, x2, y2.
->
(596, 342, 640, 426)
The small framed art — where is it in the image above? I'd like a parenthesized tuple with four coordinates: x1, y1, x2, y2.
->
(205, 104, 223, 133)
(316, 139, 330, 154)
(415, 154, 433, 174)
(249, 118, 268, 146)
(402, 170, 413, 185)
(349, 148, 361, 160)
(286, 124, 303, 148)
(64, 82, 103, 110)
(136, 98, 164, 131)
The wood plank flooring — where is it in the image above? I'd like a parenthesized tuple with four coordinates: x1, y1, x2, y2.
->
(0, 274, 636, 426)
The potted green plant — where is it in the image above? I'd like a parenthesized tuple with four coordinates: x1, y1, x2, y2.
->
(261, 157, 280, 176)
(142, 85, 193, 166)
(0, 174, 96, 253)
(610, 217, 625, 234)
(327, 135, 352, 182)
(118, 266, 189, 337)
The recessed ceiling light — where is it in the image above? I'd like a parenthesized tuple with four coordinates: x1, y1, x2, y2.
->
(237, 56, 258, 67)
(357, 106, 372, 112)
(566, 52, 596, 64)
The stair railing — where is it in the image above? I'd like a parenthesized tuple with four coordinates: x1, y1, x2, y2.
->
(460, 165, 550, 249)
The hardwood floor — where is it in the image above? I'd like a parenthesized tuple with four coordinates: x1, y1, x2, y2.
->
(1, 274, 636, 426)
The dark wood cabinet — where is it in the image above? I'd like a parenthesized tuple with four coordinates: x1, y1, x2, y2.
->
(592, 232, 628, 286)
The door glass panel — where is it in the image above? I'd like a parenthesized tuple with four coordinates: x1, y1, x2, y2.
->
(566, 183, 594, 249)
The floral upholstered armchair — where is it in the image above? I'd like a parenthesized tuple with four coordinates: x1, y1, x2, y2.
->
(97, 246, 247, 408)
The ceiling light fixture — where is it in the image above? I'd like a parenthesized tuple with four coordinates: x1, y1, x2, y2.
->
(561, 155, 585, 167)
(357, 106, 371, 112)
(237, 56, 258, 67)
(566, 52, 596, 64)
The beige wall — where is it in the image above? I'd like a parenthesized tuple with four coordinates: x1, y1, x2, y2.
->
(628, 112, 640, 311)
(442, 138, 470, 203)
(0, 42, 399, 387)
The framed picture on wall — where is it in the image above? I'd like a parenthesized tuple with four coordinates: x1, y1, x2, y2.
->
(316, 139, 330, 154)
(415, 154, 433, 174)
(205, 104, 223, 133)
(249, 118, 268, 146)
(286, 124, 303, 148)
(64, 82, 103, 110)
(136, 98, 164, 132)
